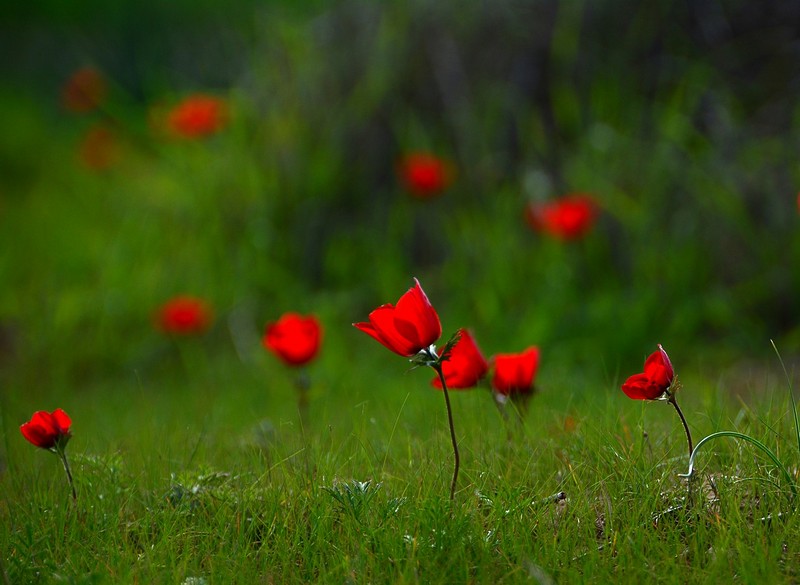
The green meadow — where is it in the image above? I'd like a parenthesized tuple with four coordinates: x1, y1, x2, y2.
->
(2, 1, 800, 582)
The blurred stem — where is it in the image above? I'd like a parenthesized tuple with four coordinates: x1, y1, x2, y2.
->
(56, 448, 77, 502)
(669, 396, 693, 459)
(432, 363, 459, 501)
(295, 369, 311, 430)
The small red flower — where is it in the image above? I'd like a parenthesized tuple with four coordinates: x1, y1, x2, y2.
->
(167, 95, 227, 139)
(491, 347, 540, 396)
(20, 409, 72, 450)
(431, 329, 489, 389)
(621, 344, 674, 400)
(156, 296, 213, 335)
(79, 125, 118, 171)
(263, 313, 322, 367)
(62, 67, 107, 113)
(525, 194, 597, 240)
(354, 278, 442, 357)
(397, 153, 454, 198)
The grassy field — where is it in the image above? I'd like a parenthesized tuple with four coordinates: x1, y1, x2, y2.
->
(3, 1, 800, 582)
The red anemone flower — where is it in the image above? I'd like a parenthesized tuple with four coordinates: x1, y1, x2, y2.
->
(397, 152, 454, 198)
(156, 296, 213, 335)
(621, 344, 674, 400)
(525, 194, 597, 240)
(62, 67, 107, 113)
(354, 278, 442, 357)
(167, 95, 227, 139)
(491, 347, 540, 396)
(432, 329, 489, 389)
(263, 313, 322, 367)
(20, 409, 72, 450)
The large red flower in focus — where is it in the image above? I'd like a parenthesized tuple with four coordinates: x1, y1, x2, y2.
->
(398, 153, 454, 198)
(621, 344, 674, 400)
(20, 409, 72, 450)
(167, 95, 227, 139)
(354, 278, 442, 357)
(263, 313, 322, 367)
(491, 347, 540, 396)
(62, 67, 107, 113)
(156, 296, 213, 335)
(431, 329, 488, 390)
(526, 194, 597, 240)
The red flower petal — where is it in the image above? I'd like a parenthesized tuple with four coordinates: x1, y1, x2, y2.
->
(432, 329, 489, 389)
(491, 347, 540, 396)
(263, 313, 322, 366)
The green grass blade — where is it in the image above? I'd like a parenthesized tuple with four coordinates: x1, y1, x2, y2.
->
(679, 430, 797, 500)
(771, 339, 800, 457)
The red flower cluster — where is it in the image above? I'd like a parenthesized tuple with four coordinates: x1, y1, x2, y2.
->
(397, 153, 454, 198)
(621, 344, 674, 400)
(156, 296, 213, 336)
(526, 194, 597, 240)
(354, 278, 442, 357)
(431, 329, 489, 390)
(167, 95, 227, 139)
(20, 409, 72, 450)
(62, 67, 107, 113)
(491, 347, 540, 397)
(263, 313, 322, 366)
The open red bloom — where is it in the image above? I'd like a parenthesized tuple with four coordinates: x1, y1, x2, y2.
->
(491, 347, 540, 396)
(156, 296, 213, 335)
(62, 67, 107, 113)
(167, 95, 227, 139)
(397, 153, 454, 198)
(263, 313, 322, 366)
(20, 409, 72, 450)
(525, 194, 597, 240)
(354, 278, 442, 357)
(432, 329, 488, 389)
(621, 344, 674, 400)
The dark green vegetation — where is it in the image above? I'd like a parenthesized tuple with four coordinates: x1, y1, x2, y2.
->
(2, 1, 800, 582)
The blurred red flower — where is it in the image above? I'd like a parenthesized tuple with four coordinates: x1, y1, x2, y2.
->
(526, 194, 597, 240)
(621, 344, 674, 400)
(167, 95, 227, 139)
(62, 67, 107, 113)
(156, 296, 213, 335)
(79, 125, 118, 171)
(431, 329, 488, 389)
(263, 313, 322, 366)
(491, 347, 540, 396)
(354, 278, 442, 357)
(20, 409, 72, 450)
(398, 153, 454, 198)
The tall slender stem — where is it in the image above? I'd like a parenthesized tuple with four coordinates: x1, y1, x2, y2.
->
(433, 364, 460, 501)
(669, 396, 693, 459)
(57, 448, 77, 502)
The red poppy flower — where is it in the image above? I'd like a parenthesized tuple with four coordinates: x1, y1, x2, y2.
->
(62, 67, 107, 113)
(491, 347, 540, 396)
(525, 194, 597, 240)
(20, 409, 72, 450)
(79, 125, 118, 171)
(167, 95, 227, 139)
(263, 313, 322, 366)
(431, 329, 489, 389)
(354, 278, 442, 357)
(621, 344, 674, 400)
(397, 153, 454, 198)
(156, 296, 213, 335)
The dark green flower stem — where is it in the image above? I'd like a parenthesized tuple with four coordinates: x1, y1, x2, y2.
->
(668, 395, 693, 459)
(56, 447, 77, 502)
(295, 369, 311, 430)
(432, 363, 459, 501)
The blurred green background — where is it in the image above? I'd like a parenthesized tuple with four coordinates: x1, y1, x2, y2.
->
(2, 0, 800, 396)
